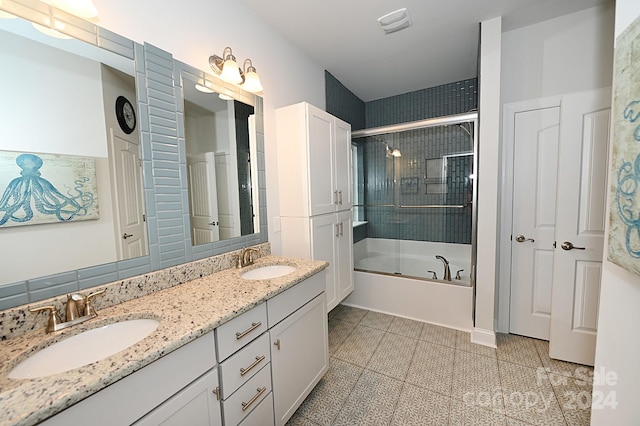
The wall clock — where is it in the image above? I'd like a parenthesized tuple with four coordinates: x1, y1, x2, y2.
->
(115, 95, 136, 134)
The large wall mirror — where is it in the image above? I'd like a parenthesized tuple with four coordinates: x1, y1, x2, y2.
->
(181, 76, 260, 246)
(0, 15, 147, 286)
(0, 0, 267, 310)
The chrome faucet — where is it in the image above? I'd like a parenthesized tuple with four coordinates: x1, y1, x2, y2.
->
(237, 247, 259, 268)
(435, 255, 451, 281)
(29, 289, 106, 333)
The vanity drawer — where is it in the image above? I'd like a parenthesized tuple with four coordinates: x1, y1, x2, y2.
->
(216, 303, 268, 361)
(222, 363, 272, 426)
(267, 272, 324, 327)
(239, 391, 274, 426)
(220, 332, 271, 399)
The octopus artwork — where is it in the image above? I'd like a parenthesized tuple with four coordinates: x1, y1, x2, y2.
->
(0, 153, 98, 227)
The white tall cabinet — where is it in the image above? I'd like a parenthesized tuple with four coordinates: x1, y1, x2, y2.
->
(276, 102, 354, 311)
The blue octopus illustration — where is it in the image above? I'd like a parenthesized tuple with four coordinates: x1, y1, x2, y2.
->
(0, 153, 95, 226)
(616, 100, 640, 257)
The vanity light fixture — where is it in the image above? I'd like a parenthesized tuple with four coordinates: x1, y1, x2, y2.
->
(209, 47, 264, 94)
(195, 77, 215, 94)
(242, 59, 263, 93)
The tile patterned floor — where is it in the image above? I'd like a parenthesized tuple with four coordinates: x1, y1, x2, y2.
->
(287, 305, 594, 426)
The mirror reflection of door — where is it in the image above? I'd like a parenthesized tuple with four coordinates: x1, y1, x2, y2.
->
(188, 152, 220, 244)
(182, 82, 258, 246)
(109, 133, 148, 259)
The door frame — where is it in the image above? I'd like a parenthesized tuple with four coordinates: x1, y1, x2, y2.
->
(497, 95, 562, 333)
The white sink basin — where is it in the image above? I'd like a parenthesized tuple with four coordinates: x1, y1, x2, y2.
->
(241, 265, 296, 280)
(9, 318, 160, 379)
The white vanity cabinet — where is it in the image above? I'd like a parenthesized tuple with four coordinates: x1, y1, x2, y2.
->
(267, 271, 329, 426)
(42, 332, 221, 426)
(277, 102, 354, 311)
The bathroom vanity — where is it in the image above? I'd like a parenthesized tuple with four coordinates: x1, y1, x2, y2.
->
(0, 253, 328, 426)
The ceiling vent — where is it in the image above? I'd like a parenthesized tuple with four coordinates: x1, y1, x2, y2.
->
(377, 8, 412, 35)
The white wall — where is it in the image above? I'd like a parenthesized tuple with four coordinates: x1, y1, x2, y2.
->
(474, 16, 502, 347)
(591, 1, 640, 423)
(92, 0, 328, 255)
(501, 4, 614, 105)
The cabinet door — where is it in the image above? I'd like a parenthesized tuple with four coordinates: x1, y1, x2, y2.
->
(134, 368, 222, 426)
(336, 210, 354, 301)
(310, 214, 338, 310)
(270, 294, 329, 426)
(307, 105, 337, 216)
(334, 118, 352, 210)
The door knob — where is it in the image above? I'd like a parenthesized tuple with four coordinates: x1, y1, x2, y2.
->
(123, 233, 133, 239)
(560, 241, 585, 250)
(515, 235, 534, 243)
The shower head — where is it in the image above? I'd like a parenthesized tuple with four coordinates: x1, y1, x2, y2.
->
(457, 122, 473, 138)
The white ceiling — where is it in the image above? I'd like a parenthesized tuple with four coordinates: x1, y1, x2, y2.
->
(240, 0, 612, 102)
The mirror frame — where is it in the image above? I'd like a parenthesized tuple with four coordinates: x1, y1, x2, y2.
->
(0, 0, 267, 310)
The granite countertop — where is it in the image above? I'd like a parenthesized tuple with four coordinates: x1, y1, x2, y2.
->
(0, 255, 328, 426)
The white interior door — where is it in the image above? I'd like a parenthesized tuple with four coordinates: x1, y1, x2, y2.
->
(509, 106, 560, 340)
(549, 88, 611, 365)
(111, 133, 148, 259)
(187, 152, 220, 245)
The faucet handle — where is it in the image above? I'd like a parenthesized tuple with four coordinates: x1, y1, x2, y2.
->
(29, 305, 62, 333)
(85, 289, 106, 317)
(455, 269, 464, 280)
(427, 270, 437, 280)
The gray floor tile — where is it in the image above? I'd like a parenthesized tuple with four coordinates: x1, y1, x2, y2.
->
(419, 322, 460, 347)
(449, 398, 508, 425)
(452, 349, 504, 414)
(366, 332, 417, 380)
(391, 383, 450, 426)
(359, 310, 394, 331)
(496, 333, 543, 368)
(533, 339, 593, 380)
(332, 324, 385, 367)
(328, 318, 356, 355)
(549, 373, 592, 426)
(456, 331, 497, 359)
(331, 305, 368, 324)
(297, 358, 363, 426)
(499, 360, 566, 426)
(406, 340, 455, 396)
(333, 369, 403, 426)
(387, 316, 424, 339)
(286, 412, 320, 426)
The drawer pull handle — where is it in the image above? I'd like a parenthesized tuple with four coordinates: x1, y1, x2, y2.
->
(240, 355, 266, 376)
(236, 322, 262, 340)
(241, 386, 267, 412)
(274, 339, 281, 350)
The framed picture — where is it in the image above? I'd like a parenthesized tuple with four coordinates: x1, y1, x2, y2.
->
(0, 151, 99, 228)
(608, 14, 640, 275)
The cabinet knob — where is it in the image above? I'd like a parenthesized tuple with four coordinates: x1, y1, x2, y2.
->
(274, 339, 281, 350)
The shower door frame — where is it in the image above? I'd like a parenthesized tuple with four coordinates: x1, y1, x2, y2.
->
(351, 111, 479, 295)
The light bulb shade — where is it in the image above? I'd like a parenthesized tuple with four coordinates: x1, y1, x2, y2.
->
(242, 70, 263, 93)
(220, 58, 242, 84)
(195, 83, 214, 93)
(392, 149, 402, 157)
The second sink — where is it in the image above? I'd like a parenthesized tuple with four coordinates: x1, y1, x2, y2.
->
(240, 265, 296, 280)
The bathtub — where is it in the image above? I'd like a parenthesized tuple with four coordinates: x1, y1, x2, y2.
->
(344, 238, 474, 331)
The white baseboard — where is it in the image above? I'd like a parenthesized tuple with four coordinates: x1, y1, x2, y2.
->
(471, 327, 497, 348)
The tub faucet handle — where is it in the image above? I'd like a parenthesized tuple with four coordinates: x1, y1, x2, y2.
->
(455, 269, 464, 280)
(427, 270, 437, 280)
